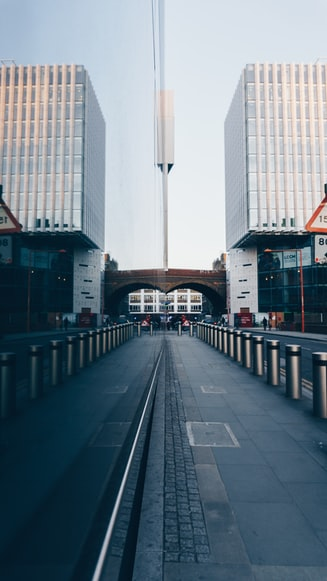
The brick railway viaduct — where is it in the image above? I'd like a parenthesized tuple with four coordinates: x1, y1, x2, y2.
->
(104, 268, 226, 316)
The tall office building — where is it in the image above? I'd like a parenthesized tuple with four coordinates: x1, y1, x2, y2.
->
(0, 63, 106, 330)
(224, 63, 327, 329)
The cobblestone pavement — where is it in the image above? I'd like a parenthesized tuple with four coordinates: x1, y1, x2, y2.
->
(164, 342, 210, 564)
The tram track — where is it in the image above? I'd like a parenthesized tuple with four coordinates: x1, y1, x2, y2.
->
(72, 344, 165, 581)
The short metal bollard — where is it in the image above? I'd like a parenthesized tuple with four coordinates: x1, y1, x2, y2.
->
(88, 330, 96, 363)
(241, 332, 252, 368)
(312, 352, 327, 418)
(108, 327, 112, 352)
(78, 333, 87, 369)
(252, 336, 264, 376)
(228, 328, 234, 358)
(190, 322, 193, 337)
(234, 330, 242, 363)
(137, 322, 141, 337)
(28, 345, 44, 398)
(150, 323, 153, 336)
(267, 340, 280, 386)
(116, 325, 121, 347)
(66, 336, 77, 376)
(96, 329, 102, 358)
(222, 328, 228, 354)
(218, 327, 223, 352)
(112, 326, 117, 349)
(178, 322, 182, 336)
(0, 352, 16, 419)
(214, 325, 218, 349)
(49, 340, 63, 386)
(102, 327, 108, 354)
(285, 345, 302, 399)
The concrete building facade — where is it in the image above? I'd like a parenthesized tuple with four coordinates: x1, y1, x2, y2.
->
(225, 63, 327, 330)
(0, 63, 105, 330)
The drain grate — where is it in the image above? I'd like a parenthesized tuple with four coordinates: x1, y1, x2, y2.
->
(186, 421, 240, 447)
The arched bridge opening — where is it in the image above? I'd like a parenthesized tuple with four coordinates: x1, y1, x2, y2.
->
(104, 269, 226, 317)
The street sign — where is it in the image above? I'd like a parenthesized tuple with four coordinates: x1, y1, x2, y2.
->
(0, 199, 21, 233)
(314, 235, 327, 264)
(305, 195, 327, 232)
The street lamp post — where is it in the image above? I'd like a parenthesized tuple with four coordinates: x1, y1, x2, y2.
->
(264, 248, 305, 333)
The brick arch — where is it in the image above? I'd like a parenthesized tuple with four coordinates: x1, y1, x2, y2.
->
(105, 268, 226, 315)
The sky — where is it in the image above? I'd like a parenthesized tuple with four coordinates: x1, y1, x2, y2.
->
(1, 0, 327, 269)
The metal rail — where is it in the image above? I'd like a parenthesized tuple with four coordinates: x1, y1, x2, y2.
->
(91, 346, 164, 581)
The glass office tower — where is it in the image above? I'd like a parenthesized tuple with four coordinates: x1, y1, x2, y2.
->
(0, 64, 106, 331)
(0, 63, 105, 249)
(225, 63, 327, 330)
(225, 62, 327, 250)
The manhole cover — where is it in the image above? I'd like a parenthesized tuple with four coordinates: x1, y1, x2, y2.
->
(186, 421, 240, 447)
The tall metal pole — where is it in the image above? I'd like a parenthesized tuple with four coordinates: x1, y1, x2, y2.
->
(163, 163, 168, 269)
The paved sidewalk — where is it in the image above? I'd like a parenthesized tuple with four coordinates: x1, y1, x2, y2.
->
(134, 332, 327, 581)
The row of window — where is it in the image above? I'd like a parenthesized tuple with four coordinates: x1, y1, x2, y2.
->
(1, 118, 84, 140)
(247, 119, 327, 139)
(0, 85, 84, 105)
(247, 136, 326, 155)
(246, 64, 327, 84)
(248, 155, 324, 174)
(1, 101, 84, 122)
(246, 83, 327, 102)
(247, 172, 322, 194)
(247, 101, 327, 119)
(1, 65, 86, 86)
(129, 305, 202, 313)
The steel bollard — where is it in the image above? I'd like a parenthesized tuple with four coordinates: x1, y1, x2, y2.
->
(312, 352, 327, 418)
(222, 328, 228, 354)
(228, 328, 235, 358)
(285, 345, 302, 399)
(0, 353, 16, 419)
(78, 333, 87, 369)
(102, 327, 108, 354)
(96, 329, 102, 358)
(88, 330, 95, 363)
(178, 322, 182, 336)
(150, 323, 153, 336)
(214, 325, 218, 349)
(112, 326, 117, 349)
(108, 327, 112, 352)
(28, 345, 44, 399)
(234, 330, 242, 363)
(49, 340, 63, 386)
(66, 336, 77, 376)
(218, 327, 223, 352)
(190, 322, 193, 337)
(241, 332, 252, 368)
(137, 322, 141, 337)
(252, 336, 264, 376)
(267, 340, 280, 386)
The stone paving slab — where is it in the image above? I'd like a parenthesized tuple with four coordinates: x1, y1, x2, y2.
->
(135, 332, 327, 580)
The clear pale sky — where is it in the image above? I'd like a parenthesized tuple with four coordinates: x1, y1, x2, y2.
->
(1, 0, 327, 269)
